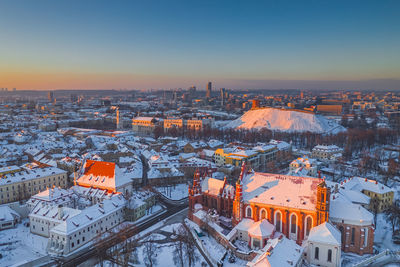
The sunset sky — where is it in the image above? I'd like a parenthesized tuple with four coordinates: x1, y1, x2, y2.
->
(1, 0, 399, 90)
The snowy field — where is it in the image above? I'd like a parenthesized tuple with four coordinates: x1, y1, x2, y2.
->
(0, 219, 48, 267)
(155, 183, 188, 200)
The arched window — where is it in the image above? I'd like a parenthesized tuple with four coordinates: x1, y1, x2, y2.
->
(305, 216, 313, 237)
(315, 247, 319, 260)
(339, 226, 345, 247)
(260, 209, 267, 220)
(327, 249, 332, 262)
(246, 206, 252, 218)
(290, 213, 297, 234)
(275, 211, 282, 232)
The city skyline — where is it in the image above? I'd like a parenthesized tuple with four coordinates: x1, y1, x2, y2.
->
(1, 0, 400, 90)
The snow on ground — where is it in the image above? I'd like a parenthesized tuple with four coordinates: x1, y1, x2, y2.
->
(155, 183, 188, 200)
(199, 233, 226, 263)
(160, 223, 183, 233)
(374, 213, 400, 252)
(135, 239, 206, 267)
(0, 220, 48, 267)
(225, 107, 346, 134)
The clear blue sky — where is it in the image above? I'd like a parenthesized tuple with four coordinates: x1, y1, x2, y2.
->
(0, 0, 399, 90)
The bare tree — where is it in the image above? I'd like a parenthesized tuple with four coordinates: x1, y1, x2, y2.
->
(173, 225, 199, 267)
(143, 237, 159, 267)
(385, 200, 400, 233)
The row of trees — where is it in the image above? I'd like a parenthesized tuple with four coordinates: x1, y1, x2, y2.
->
(155, 124, 399, 154)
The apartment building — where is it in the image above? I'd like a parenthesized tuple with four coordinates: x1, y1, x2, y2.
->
(0, 167, 68, 204)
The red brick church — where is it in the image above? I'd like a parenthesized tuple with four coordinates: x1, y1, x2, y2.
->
(189, 163, 374, 255)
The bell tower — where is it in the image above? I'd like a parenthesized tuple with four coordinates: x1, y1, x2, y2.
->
(316, 180, 330, 225)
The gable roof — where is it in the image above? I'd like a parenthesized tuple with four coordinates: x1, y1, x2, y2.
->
(307, 222, 341, 246)
(77, 160, 116, 192)
(242, 172, 322, 211)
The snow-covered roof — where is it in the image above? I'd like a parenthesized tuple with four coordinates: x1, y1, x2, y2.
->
(248, 235, 303, 267)
(342, 177, 393, 195)
(248, 219, 275, 238)
(0, 167, 67, 186)
(242, 172, 322, 211)
(30, 204, 81, 223)
(329, 194, 373, 226)
(0, 165, 21, 174)
(30, 187, 76, 203)
(0, 206, 20, 221)
(201, 176, 234, 197)
(51, 195, 125, 235)
(313, 144, 342, 152)
(307, 222, 341, 246)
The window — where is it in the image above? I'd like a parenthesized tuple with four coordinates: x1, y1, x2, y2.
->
(246, 207, 252, 218)
(351, 228, 355, 245)
(314, 247, 319, 260)
(290, 214, 297, 234)
(327, 249, 332, 262)
(260, 209, 267, 220)
(305, 216, 312, 237)
(275, 211, 282, 232)
(364, 228, 368, 247)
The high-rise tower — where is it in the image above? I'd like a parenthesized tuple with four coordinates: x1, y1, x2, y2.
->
(206, 82, 212, 98)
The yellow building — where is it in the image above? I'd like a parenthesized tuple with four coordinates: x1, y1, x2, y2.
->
(132, 117, 158, 135)
(214, 148, 259, 168)
(342, 177, 394, 212)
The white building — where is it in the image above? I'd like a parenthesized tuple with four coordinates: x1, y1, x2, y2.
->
(312, 145, 343, 161)
(27, 187, 78, 212)
(288, 157, 319, 177)
(29, 204, 81, 237)
(0, 206, 20, 230)
(306, 222, 342, 267)
(47, 195, 125, 255)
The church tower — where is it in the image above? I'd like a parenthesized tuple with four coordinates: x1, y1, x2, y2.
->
(316, 180, 330, 225)
(232, 162, 247, 226)
(188, 169, 202, 216)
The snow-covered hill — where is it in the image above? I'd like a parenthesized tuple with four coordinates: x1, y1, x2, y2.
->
(225, 108, 346, 134)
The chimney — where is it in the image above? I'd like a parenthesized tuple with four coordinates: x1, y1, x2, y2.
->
(58, 205, 63, 220)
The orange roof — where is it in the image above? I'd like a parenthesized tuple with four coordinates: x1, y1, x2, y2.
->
(83, 160, 115, 179)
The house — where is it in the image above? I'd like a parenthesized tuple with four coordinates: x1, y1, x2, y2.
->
(312, 145, 343, 161)
(0, 206, 20, 230)
(306, 222, 341, 267)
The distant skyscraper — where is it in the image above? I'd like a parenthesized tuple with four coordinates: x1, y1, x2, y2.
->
(220, 88, 225, 106)
(206, 82, 212, 98)
(48, 91, 54, 103)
